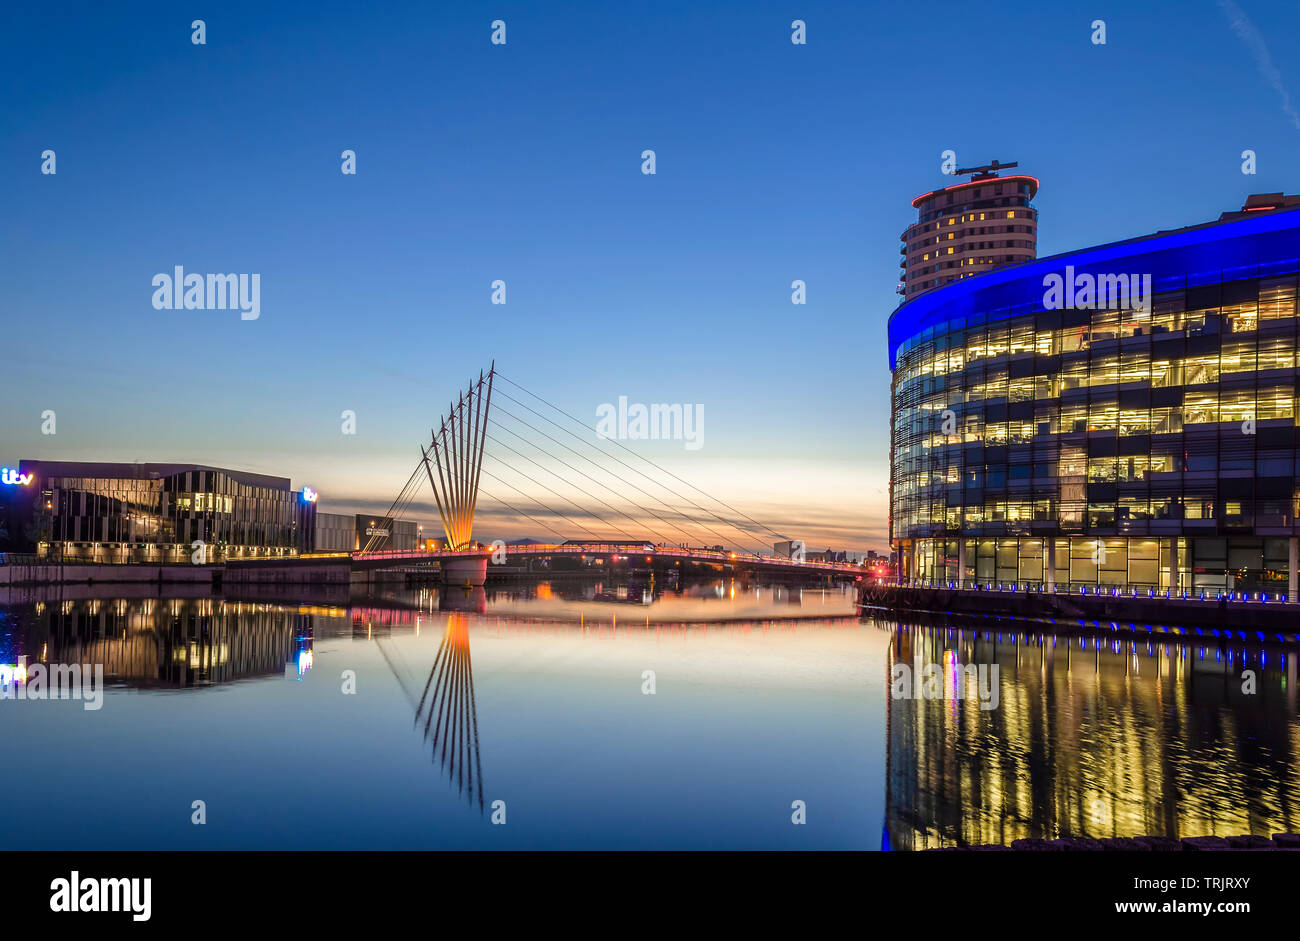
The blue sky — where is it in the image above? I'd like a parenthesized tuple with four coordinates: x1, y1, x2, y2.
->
(4, 0, 1300, 550)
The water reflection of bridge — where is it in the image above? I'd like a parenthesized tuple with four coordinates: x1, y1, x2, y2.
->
(882, 620, 1300, 850)
(377, 612, 485, 811)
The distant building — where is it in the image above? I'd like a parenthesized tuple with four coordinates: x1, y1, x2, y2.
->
(773, 541, 868, 563)
(806, 548, 850, 564)
(357, 516, 417, 551)
(314, 511, 354, 552)
(900, 160, 1038, 299)
(312, 512, 421, 553)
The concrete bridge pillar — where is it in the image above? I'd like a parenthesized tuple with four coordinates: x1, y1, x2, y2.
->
(442, 552, 490, 588)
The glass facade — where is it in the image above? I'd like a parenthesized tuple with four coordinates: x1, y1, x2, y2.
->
(11, 462, 314, 562)
(889, 206, 1300, 593)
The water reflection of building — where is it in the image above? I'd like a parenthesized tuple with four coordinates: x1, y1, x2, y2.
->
(13, 598, 329, 688)
(885, 623, 1300, 848)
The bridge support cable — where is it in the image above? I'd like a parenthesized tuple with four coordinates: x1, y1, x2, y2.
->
(420, 445, 453, 548)
(476, 463, 611, 543)
(475, 485, 577, 543)
(490, 384, 778, 552)
(491, 405, 719, 545)
(479, 445, 660, 544)
(483, 428, 686, 546)
(484, 418, 746, 551)
(493, 372, 793, 548)
(371, 362, 796, 558)
(488, 398, 770, 554)
(360, 460, 425, 555)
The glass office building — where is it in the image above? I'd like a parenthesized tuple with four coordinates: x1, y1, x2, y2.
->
(888, 199, 1300, 596)
(6, 461, 316, 563)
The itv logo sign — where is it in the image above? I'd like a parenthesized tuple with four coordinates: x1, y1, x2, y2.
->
(1, 467, 33, 486)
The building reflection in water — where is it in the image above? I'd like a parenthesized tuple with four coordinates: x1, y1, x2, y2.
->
(884, 621, 1300, 848)
(6, 597, 326, 688)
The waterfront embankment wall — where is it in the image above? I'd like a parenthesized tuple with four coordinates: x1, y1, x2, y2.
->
(860, 582, 1300, 638)
(0, 562, 220, 588)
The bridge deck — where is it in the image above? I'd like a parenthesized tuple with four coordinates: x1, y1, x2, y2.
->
(292, 544, 864, 576)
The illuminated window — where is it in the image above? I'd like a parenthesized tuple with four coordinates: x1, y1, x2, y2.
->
(1257, 386, 1294, 420)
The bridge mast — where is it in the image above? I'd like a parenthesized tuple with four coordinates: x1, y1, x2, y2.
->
(425, 364, 495, 551)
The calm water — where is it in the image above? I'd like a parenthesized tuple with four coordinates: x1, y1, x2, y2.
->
(0, 578, 1296, 849)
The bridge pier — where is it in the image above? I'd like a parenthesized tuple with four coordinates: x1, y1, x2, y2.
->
(442, 552, 490, 587)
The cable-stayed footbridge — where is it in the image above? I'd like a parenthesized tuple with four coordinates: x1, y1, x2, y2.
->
(267, 364, 865, 584)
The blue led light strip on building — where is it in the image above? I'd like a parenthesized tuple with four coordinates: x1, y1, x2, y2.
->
(888, 205, 1300, 369)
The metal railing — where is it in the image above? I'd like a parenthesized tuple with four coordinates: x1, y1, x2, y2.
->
(348, 544, 870, 572)
(0, 551, 290, 566)
(865, 576, 1298, 604)
(0, 553, 42, 566)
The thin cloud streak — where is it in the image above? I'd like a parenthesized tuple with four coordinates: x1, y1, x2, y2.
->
(1218, 0, 1300, 129)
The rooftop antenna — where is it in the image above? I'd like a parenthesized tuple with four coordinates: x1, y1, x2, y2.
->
(953, 159, 1019, 181)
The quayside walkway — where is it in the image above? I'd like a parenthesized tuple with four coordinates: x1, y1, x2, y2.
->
(859, 579, 1300, 640)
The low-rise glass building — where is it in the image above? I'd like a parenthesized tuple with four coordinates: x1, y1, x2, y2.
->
(888, 200, 1300, 596)
(5, 461, 316, 563)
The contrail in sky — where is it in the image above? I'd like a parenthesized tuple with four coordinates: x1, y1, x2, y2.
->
(1218, 0, 1300, 129)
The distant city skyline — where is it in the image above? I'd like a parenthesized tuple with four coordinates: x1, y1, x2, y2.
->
(5, 1, 1300, 551)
